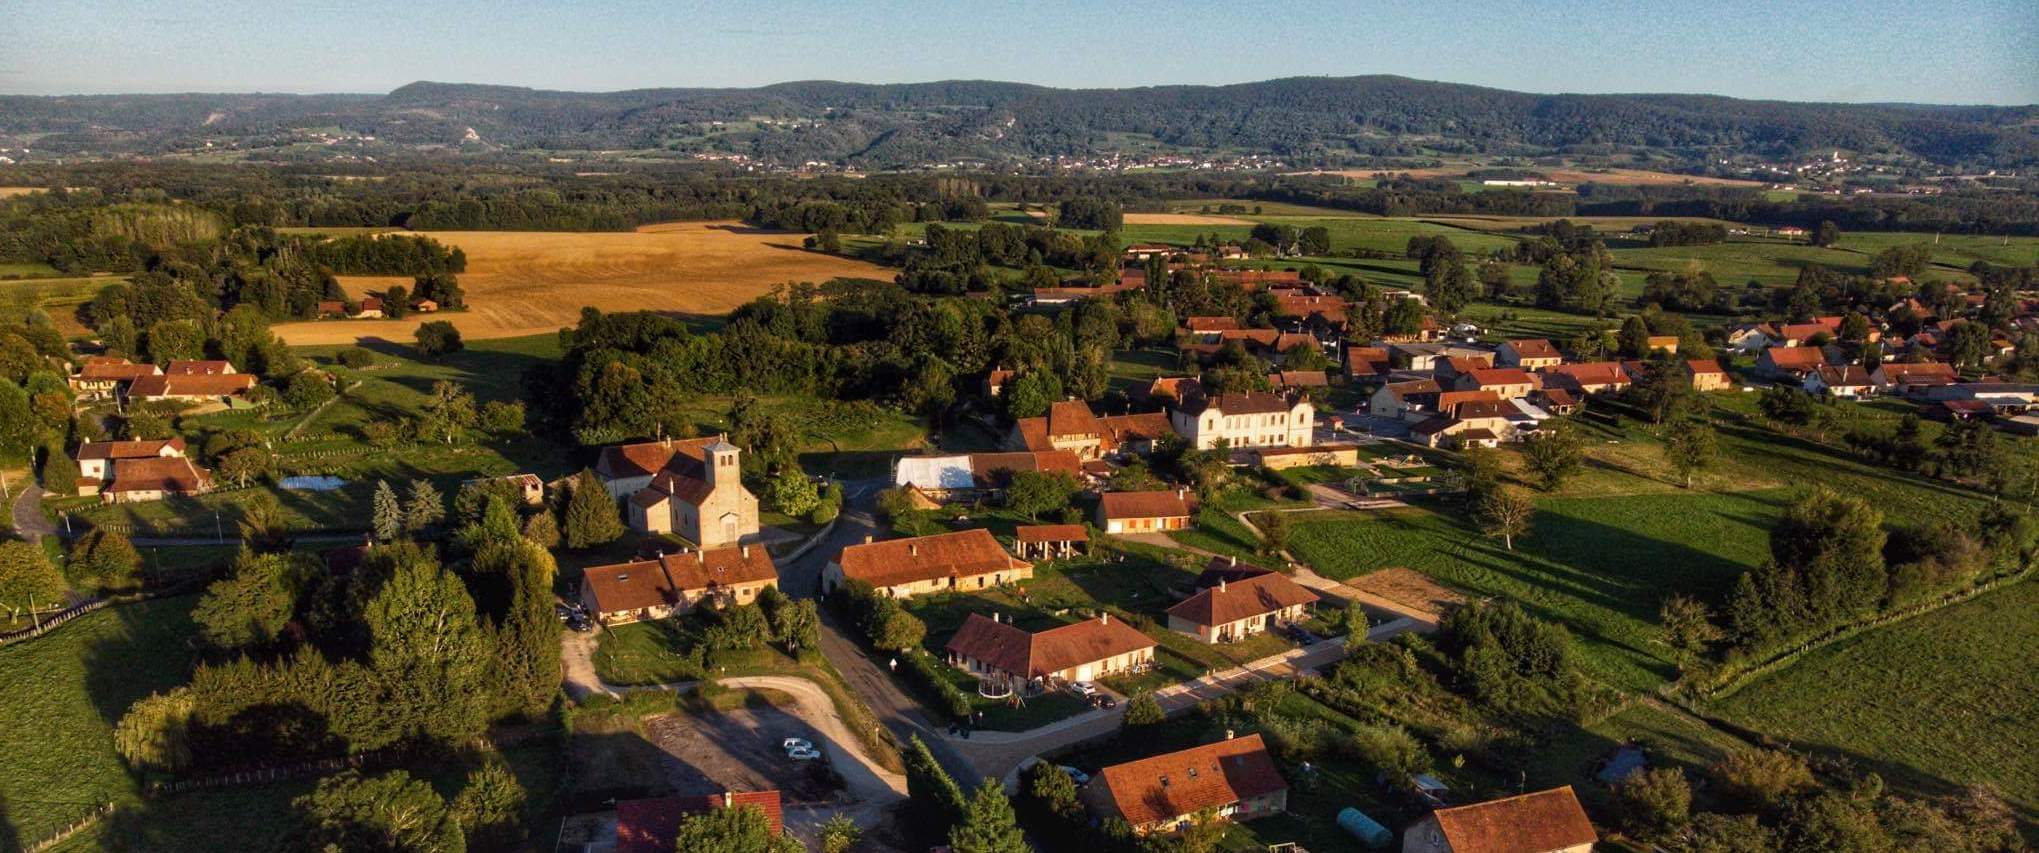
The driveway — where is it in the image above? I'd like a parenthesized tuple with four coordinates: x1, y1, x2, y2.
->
(9, 485, 54, 543)
(560, 622, 609, 700)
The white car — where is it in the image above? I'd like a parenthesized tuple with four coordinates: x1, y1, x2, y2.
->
(1070, 681, 1099, 697)
(1059, 766, 1091, 785)
(782, 738, 814, 753)
(787, 746, 823, 761)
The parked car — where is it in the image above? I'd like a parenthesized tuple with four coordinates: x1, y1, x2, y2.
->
(787, 746, 823, 761)
(1059, 766, 1091, 785)
(567, 615, 593, 633)
(1070, 681, 1098, 697)
(1092, 694, 1118, 709)
(782, 738, 814, 753)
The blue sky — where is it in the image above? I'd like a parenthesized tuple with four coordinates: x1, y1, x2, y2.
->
(6, 0, 2035, 104)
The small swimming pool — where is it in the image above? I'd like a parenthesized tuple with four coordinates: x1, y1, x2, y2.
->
(279, 475, 347, 491)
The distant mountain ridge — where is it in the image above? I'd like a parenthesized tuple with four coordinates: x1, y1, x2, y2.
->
(3, 75, 2034, 169)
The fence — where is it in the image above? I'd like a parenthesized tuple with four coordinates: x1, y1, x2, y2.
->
(0, 576, 216, 648)
(152, 754, 372, 795)
(0, 598, 111, 647)
(25, 803, 115, 853)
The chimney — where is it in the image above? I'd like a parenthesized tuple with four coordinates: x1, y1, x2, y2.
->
(1100, 612, 1109, 625)
(910, 543, 919, 557)
(864, 535, 873, 544)
(722, 791, 734, 808)
(1177, 487, 1186, 500)
(1228, 555, 1238, 567)
(741, 544, 750, 560)
(1225, 729, 1235, 740)
(1219, 578, 1227, 593)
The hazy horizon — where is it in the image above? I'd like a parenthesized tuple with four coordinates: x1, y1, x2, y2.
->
(7, 0, 2036, 106)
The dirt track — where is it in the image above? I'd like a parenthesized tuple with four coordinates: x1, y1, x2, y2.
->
(271, 221, 892, 344)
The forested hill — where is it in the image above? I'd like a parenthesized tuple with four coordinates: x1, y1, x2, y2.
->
(4, 75, 2035, 169)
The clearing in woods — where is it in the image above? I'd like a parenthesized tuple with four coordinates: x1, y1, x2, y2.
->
(270, 221, 892, 344)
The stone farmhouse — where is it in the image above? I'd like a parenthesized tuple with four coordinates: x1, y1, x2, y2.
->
(578, 545, 779, 627)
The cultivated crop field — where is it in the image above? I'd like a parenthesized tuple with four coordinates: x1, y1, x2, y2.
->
(1120, 212, 1257, 225)
(1710, 580, 2039, 825)
(271, 221, 892, 344)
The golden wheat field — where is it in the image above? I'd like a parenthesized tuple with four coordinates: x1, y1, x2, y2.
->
(1121, 212, 1257, 225)
(270, 221, 892, 344)
(0, 187, 50, 198)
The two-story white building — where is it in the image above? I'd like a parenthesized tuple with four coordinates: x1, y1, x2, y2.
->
(1168, 392, 1313, 450)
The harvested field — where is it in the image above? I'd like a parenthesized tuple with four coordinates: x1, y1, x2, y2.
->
(1123, 212, 1257, 225)
(0, 186, 49, 197)
(1343, 566, 1465, 620)
(271, 221, 892, 344)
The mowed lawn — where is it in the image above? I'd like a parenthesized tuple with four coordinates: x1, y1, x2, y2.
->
(1287, 490, 1778, 692)
(1710, 579, 2039, 827)
(0, 596, 200, 845)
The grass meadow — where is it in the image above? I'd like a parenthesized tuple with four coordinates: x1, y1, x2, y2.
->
(1710, 579, 2039, 827)
(0, 596, 201, 846)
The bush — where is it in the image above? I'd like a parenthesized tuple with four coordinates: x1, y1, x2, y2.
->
(1613, 767, 1691, 838)
(336, 347, 377, 368)
(900, 651, 972, 720)
(1712, 749, 1816, 813)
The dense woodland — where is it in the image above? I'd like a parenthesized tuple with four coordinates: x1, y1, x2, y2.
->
(4, 163, 2038, 242)
(3, 77, 2036, 170)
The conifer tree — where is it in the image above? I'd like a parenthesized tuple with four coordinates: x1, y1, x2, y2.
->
(561, 469, 622, 549)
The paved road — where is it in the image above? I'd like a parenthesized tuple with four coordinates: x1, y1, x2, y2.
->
(9, 484, 54, 543)
(781, 481, 988, 785)
(774, 478, 1435, 789)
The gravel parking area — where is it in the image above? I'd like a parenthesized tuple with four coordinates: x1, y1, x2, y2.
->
(642, 701, 848, 805)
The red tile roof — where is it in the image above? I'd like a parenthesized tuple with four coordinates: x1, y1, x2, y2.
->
(1544, 362, 1630, 388)
(75, 438, 184, 461)
(1047, 400, 1104, 438)
(106, 457, 211, 495)
(1186, 316, 1240, 331)
(1092, 734, 1287, 827)
(1166, 571, 1318, 627)
(76, 361, 161, 382)
(581, 546, 777, 614)
(1176, 391, 1299, 416)
(969, 451, 1082, 484)
(1464, 368, 1531, 388)
(1099, 489, 1196, 521)
(1763, 346, 1828, 369)
(615, 791, 784, 853)
(945, 612, 1154, 679)
(1685, 359, 1725, 376)
(833, 529, 1030, 589)
(1427, 786, 1597, 853)
(1015, 524, 1089, 543)
(1269, 370, 1329, 388)
(127, 373, 256, 399)
(164, 360, 235, 376)
(1504, 339, 1561, 360)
